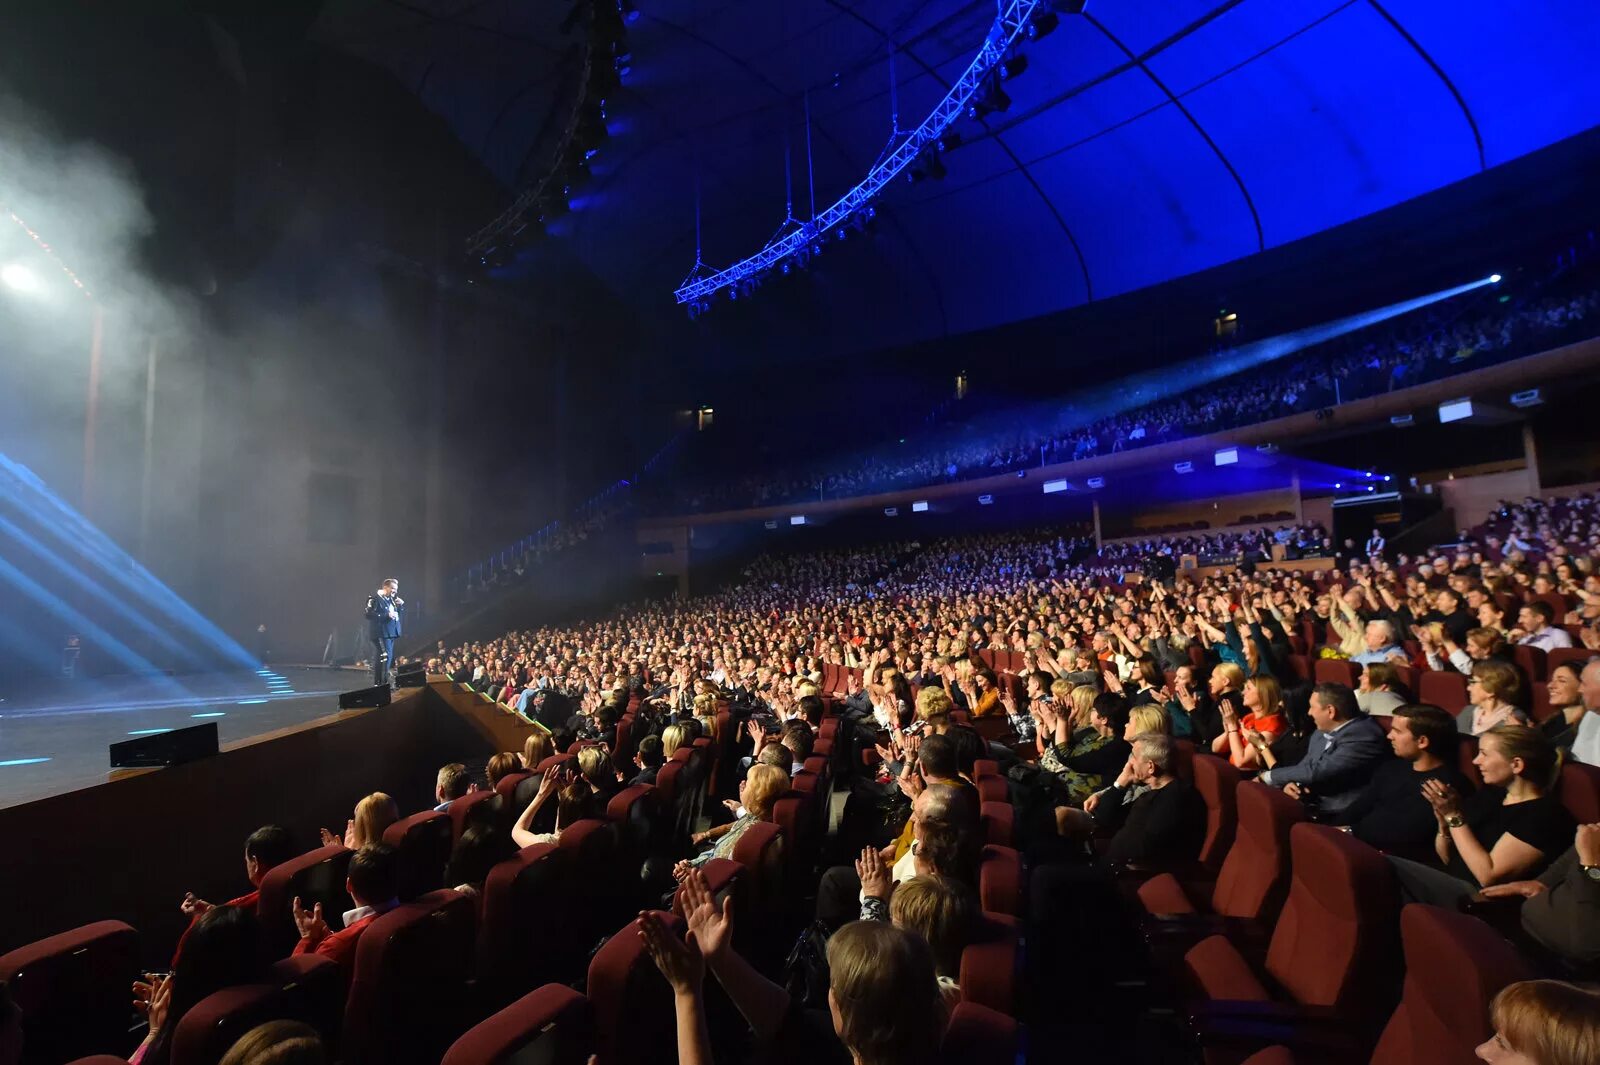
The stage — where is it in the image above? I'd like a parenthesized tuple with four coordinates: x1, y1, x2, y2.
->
(0, 665, 368, 810)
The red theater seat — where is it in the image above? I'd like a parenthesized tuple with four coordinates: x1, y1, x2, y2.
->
(1418, 671, 1469, 714)
(939, 1001, 1018, 1065)
(383, 810, 453, 901)
(975, 774, 1008, 804)
(959, 912, 1021, 1015)
(478, 843, 573, 1004)
(980, 800, 1015, 847)
(442, 983, 595, 1065)
(170, 955, 341, 1065)
(256, 844, 354, 958)
(0, 920, 139, 1064)
(1313, 658, 1358, 688)
(342, 890, 477, 1065)
(978, 845, 1022, 917)
(1559, 759, 1600, 823)
(447, 789, 500, 842)
(1512, 644, 1547, 684)
(1192, 753, 1242, 874)
(588, 913, 683, 1065)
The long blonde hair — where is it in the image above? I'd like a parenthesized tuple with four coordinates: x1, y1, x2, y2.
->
(352, 792, 399, 849)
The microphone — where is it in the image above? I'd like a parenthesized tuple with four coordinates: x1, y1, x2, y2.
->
(394, 596, 405, 606)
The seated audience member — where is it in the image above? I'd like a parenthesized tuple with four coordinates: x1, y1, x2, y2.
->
(1463, 659, 1530, 736)
(577, 745, 619, 803)
(446, 821, 517, 901)
(434, 762, 472, 812)
(661, 723, 687, 760)
(485, 751, 522, 793)
(819, 785, 977, 930)
(175, 825, 295, 963)
(1062, 733, 1205, 864)
(1481, 822, 1600, 973)
(883, 876, 976, 1008)
(1259, 682, 1390, 822)
(320, 792, 399, 850)
(1042, 693, 1132, 805)
(511, 773, 595, 848)
(1570, 659, 1600, 766)
(218, 1020, 328, 1065)
(1348, 704, 1471, 858)
(1357, 660, 1408, 716)
(673, 763, 787, 879)
(1167, 664, 1221, 745)
(132, 906, 267, 1065)
(290, 844, 400, 978)
(1215, 673, 1285, 771)
(521, 730, 554, 774)
(1390, 725, 1573, 906)
(1353, 618, 1406, 666)
(1476, 980, 1600, 1065)
(631, 733, 665, 785)
(1540, 661, 1588, 751)
(1516, 600, 1575, 651)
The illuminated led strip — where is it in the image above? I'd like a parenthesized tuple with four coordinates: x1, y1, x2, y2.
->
(673, 0, 1043, 306)
(3, 204, 95, 300)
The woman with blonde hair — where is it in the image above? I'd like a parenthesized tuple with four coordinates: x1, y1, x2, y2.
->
(521, 730, 553, 772)
(888, 876, 975, 1009)
(661, 723, 687, 760)
(321, 792, 398, 850)
(673, 763, 787, 879)
(1477, 980, 1600, 1065)
(826, 921, 946, 1064)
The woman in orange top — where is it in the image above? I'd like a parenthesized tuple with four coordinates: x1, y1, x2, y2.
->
(1215, 672, 1285, 771)
(968, 666, 1003, 718)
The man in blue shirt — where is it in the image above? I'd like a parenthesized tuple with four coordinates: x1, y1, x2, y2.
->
(1352, 618, 1405, 666)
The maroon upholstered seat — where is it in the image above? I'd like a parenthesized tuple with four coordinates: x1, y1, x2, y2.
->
(1512, 643, 1547, 684)
(1138, 781, 1304, 921)
(728, 820, 786, 919)
(1418, 671, 1469, 714)
(559, 819, 626, 942)
(478, 843, 573, 1004)
(588, 912, 684, 1065)
(383, 809, 453, 901)
(975, 775, 1009, 804)
(980, 800, 1015, 847)
(0, 920, 139, 1063)
(607, 783, 664, 868)
(442, 983, 595, 1065)
(978, 845, 1022, 917)
(1369, 904, 1534, 1065)
(447, 790, 499, 842)
(1547, 645, 1591, 676)
(959, 912, 1020, 1015)
(1559, 759, 1600, 823)
(494, 770, 533, 803)
(1184, 825, 1399, 1024)
(256, 844, 354, 957)
(1313, 658, 1359, 688)
(170, 955, 341, 1065)
(938, 1001, 1018, 1065)
(1191, 752, 1242, 874)
(342, 890, 476, 1065)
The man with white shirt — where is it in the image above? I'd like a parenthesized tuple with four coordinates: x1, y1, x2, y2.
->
(1572, 659, 1600, 767)
(1516, 601, 1575, 652)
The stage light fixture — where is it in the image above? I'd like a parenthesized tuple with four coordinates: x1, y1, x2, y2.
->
(906, 148, 947, 182)
(1390, 414, 1414, 427)
(1, 264, 39, 293)
(790, 515, 806, 526)
(1086, 476, 1105, 489)
(1026, 11, 1059, 39)
(1438, 397, 1474, 424)
(1489, 273, 1502, 283)
(884, 507, 898, 517)
(764, 520, 778, 529)
(978, 494, 994, 505)
(1214, 448, 1239, 466)
(1510, 388, 1543, 409)
(999, 55, 1029, 80)
(912, 501, 929, 513)
(966, 77, 1011, 120)
(1174, 461, 1194, 474)
(1043, 479, 1068, 494)
(936, 131, 962, 153)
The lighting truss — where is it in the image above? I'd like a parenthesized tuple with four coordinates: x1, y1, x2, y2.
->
(674, 0, 1044, 308)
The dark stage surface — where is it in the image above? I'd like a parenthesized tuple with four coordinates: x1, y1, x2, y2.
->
(0, 665, 365, 809)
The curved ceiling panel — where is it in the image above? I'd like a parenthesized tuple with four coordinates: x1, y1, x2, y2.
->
(1181, 1, 1480, 246)
(1030, 95, 1260, 298)
(1382, 0, 1600, 165)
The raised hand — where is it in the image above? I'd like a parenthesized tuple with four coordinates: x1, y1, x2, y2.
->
(180, 892, 213, 917)
(637, 910, 704, 996)
(679, 870, 733, 961)
(292, 896, 329, 944)
(856, 845, 892, 900)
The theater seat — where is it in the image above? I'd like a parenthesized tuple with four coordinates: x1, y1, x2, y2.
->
(1192, 753, 1242, 874)
(342, 890, 477, 1065)
(959, 912, 1020, 1015)
(939, 1001, 1017, 1065)
(170, 955, 341, 1065)
(0, 920, 139, 1064)
(978, 845, 1022, 917)
(559, 820, 626, 945)
(980, 801, 1014, 847)
(1184, 825, 1400, 1048)
(1559, 760, 1600, 823)
(478, 843, 574, 1005)
(1139, 781, 1304, 925)
(588, 913, 683, 1065)
(1313, 659, 1358, 688)
(383, 810, 453, 901)
(1418, 671, 1468, 715)
(975, 775, 1008, 804)
(442, 983, 595, 1065)
(256, 844, 355, 958)
(447, 790, 500, 842)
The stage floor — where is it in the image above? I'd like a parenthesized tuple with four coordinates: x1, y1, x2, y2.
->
(0, 665, 367, 810)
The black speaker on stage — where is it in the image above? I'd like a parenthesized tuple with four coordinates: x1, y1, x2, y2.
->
(110, 722, 220, 769)
(339, 684, 393, 709)
(395, 665, 426, 689)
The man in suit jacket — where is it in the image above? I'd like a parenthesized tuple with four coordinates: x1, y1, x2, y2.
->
(291, 844, 400, 981)
(1260, 682, 1391, 824)
(364, 578, 405, 686)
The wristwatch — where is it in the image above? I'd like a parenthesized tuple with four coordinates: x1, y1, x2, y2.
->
(1444, 814, 1465, 829)
(1582, 864, 1600, 883)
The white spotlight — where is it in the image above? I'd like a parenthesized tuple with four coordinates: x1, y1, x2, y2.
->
(1, 264, 40, 293)
(1488, 273, 1502, 283)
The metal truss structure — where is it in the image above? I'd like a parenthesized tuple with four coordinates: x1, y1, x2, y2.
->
(674, 0, 1044, 309)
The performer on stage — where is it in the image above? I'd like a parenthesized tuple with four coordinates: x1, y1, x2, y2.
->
(364, 579, 404, 686)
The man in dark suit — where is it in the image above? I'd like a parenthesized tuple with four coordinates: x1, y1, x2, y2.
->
(1260, 682, 1390, 823)
(364, 578, 404, 686)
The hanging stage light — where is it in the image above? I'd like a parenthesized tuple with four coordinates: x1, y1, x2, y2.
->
(1026, 11, 1059, 39)
(998, 54, 1028, 80)
(906, 148, 947, 182)
(966, 76, 1011, 120)
(936, 130, 962, 153)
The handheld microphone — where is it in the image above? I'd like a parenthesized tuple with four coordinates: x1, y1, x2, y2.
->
(394, 596, 405, 606)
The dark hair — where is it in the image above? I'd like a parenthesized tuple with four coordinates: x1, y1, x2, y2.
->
(1523, 600, 1556, 625)
(1311, 682, 1359, 722)
(1093, 691, 1130, 734)
(917, 815, 979, 886)
(948, 726, 985, 778)
(635, 734, 664, 768)
(444, 824, 514, 890)
(1393, 703, 1458, 753)
(781, 719, 815, 762)
(917, 733, 958, 780)
(1134, 655, 1163, 689)
(149, 907, 267, 1065)
(244, 825, 296, 870)
(347, 844, 400, 905)
(796, 693, 825, 725)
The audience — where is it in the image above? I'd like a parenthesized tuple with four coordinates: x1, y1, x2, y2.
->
(1259, 682, 1390, 822)
(174, 825, 295, 964)
(320, 792, 399, 851)
(217, 1021, 328, 1065)
(1476, 980, 1600, 1065)
(1348, 704, 1472, 859)
(433, 763, 472, 812)
(1464, 660, 1530, 735)
(132, 906, 267, 1065)
(1480, 822, 1600, 973)
(290, 844, 401, 979)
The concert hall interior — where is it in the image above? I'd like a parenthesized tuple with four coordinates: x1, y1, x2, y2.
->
(3, 3, 1600, 1065)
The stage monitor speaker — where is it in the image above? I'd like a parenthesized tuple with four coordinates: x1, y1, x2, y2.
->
(110, 722, 220, 769)
(395, 665, 426, 689)
(339, 684, 393, 709)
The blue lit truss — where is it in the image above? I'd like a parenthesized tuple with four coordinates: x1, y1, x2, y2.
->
(674, 0, 1044, 308)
